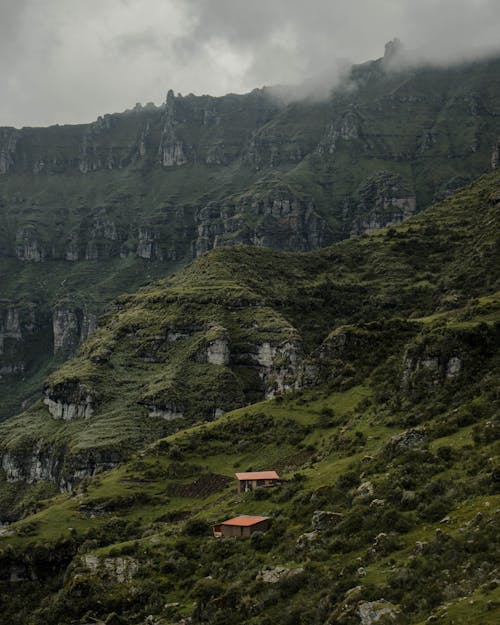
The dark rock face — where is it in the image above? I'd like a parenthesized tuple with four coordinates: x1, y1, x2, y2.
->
(193, 189, 335, 256)
(0, 302, 52, 382)
(1, 441, 121, 493)
(350, 171, 417, 236)
(2, 54, 500, 423)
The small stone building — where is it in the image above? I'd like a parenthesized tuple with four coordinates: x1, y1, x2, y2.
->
(235, 471, 280, 493)
(212, 515, 270, 538)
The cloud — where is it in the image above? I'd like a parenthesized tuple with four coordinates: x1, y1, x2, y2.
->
(0, 0, 499, 127)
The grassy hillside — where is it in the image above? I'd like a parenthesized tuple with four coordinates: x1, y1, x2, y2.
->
(0, 294, 498, 624)
(1, 169, 498, 480)
(0, 170, 498, 624)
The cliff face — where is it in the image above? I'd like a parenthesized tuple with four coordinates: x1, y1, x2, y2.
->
(2, 54, 500, 420)
(349, 172, 417, 236)
(0, 169, 498, 493)
(0, 302, 51, 391)
(0, 299, 101, 420)
(0, 300, 307, 492)
(2, 56, 500, 263)
(193, 187, 335, 257)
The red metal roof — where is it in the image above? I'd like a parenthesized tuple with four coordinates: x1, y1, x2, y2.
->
(221, 515, 269, 527)
(235, 471, 280, 481)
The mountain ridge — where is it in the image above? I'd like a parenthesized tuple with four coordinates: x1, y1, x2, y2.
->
(2, 52, 500, 421)
(1, 167, 498, 499)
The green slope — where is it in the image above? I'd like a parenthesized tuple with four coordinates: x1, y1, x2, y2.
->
(1, 170, 499, 492)
(0, 168, 498, 623)
(0, 294, 498, 624)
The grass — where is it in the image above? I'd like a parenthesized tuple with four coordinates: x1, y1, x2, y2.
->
(1, 169, 499, 511)
(0, 164, 499, 623)
(1, 352, 498, 622)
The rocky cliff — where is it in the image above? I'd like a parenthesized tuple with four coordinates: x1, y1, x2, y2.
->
(2, 51, 500, 421)
(0, 169, 498, 492)
(3, 55, 500, 262)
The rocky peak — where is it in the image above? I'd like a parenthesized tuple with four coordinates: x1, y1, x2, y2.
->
(166, 89, 175, 106)
(158, 91, 188, 167)
(382, 38, 405, 70)
(384, 38, 403, 60)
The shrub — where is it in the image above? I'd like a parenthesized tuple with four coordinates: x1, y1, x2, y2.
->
(184, 518, 210, 537)
(168, 445, 184, 461)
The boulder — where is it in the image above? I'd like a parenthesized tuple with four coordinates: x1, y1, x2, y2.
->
(311, 510, 344, 530)
(344, 585, 364, 604)
(386, 428, 425, 455)
(256, 566, 304, 583)
(358, 600, 401, 625)
(357, 481, 374, 497)
(295, 530, 320, 550)
(413, 541, 428, 555)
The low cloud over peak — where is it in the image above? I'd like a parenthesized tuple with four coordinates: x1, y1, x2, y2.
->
(1, 0, 500, 127)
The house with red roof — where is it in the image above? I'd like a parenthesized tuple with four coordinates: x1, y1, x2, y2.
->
(212, 515, 270, 538)
(235, 471, 280, 493)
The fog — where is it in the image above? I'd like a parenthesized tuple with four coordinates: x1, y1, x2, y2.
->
(1, 0, 499, 127)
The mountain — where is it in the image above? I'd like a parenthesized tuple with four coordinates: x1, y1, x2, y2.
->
(2, 48, 500, 420)
(1, 166, 499, 493)
(0, 167, 498, 624)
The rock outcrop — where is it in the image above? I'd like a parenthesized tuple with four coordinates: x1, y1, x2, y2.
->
(385, 428, 426, 456)
(83, 556, 139, 582)
(402, 351, 463, 388)
(15, 226, 45, 262)
(43, 381, 95, 420)
(350, 172, 416, 236)
(0, 302, 50, 387)
(147, 403, 185, 420)
(0, 306, 25, 357)
(311, 510, 344, 530)
(206, 335, 231, 366)
(53, 307, 97, 357)
(357, 600, 402, 625)
(1, 443, 64, 485)
(317, 108, 363, 155)
(256, 566, 304, 583)
(193, 189, 334, 257)
(0, 128, 20, 174)
(0, 300, 98, 420)
(253, 340, 303, 399)
(1, 443, 121, 491)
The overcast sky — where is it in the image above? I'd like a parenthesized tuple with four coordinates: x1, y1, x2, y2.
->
(1, 0, 500, 128)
